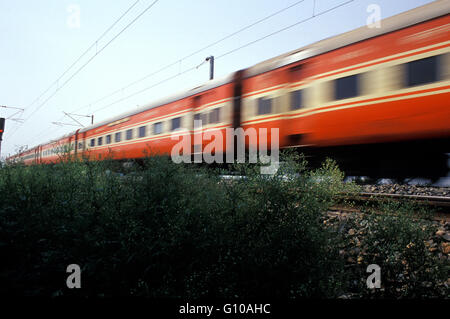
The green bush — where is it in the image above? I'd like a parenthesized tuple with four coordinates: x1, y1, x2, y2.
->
(337, 202, 448, 298)
(0, 152, 353, 297)
(0, 153, 446, 298)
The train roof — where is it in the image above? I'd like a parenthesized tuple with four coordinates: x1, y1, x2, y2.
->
(245, 0, 450, 77)
(20, 0, 450, 153)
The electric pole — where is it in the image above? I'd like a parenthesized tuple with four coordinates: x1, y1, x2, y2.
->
(59, 112, 94, 127)
(0, 118, 4, 160)
(206, 56, 214, 80)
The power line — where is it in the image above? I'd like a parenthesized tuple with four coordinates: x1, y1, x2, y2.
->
(5, 0, 142, 140)
(19, 0, 310, 147)
(5, 1, 141, 140)
(23, 0, 141, 113)
(17, 0, 355, 151)
(92, 0, 354, 114)
(217, 0, 354, 59)
(8, 0, 159, 140)
(25, 0, 160, 121)
(67, 0, 308, 115)
(93, 65, 199, 114)
(23, 125, 64, 148)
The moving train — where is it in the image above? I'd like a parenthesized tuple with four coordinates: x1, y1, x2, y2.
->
(7, 1, 450, 177)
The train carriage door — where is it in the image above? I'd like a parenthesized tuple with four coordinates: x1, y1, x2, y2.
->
(286, 63, 308, 147)
(68, 135, 74, 159)
(74, 129, 81, 157)
(230, 71, 244, 160)
(232, 70, 244, 130)
(80, 131, 87, 158)
(34, 147, 39, 164)
(192, 95, 202, 158)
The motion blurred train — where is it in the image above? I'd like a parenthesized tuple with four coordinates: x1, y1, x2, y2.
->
(7, 1, 450, 177)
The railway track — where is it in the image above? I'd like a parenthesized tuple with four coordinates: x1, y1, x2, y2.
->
(355, 192, 450, 207)
(333, 192, 450, 221)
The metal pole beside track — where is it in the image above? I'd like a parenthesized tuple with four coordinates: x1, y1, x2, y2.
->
(0, 117, 5, 160)
(206, 56, 214, 80)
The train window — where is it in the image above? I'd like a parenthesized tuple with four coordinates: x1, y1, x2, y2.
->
(98, 137, 103, 146)
(154, 122, 162, 134)
(335, 74, 359, 100)
(194, 113, 207, 128)
(115, 132, 122, 143)
(78, 142, 83, 149)
(194, 113, 201, 127)
(405, 55, 439, 87)
(209, 108, 220, 124)
(90, 139, 95, 147)
(257, 98, 272, 115)
(442, 53, 450, 80)
(291, 90, 303, 110)
(126, 129, 133, 140)
(171, 117, 181, 131)
(138, 126, 146, 138)
(194, 114, 201, 128)
(106, 135, 111, 144)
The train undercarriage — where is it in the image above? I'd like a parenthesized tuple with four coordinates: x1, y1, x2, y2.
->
(301, 137, 450, 181)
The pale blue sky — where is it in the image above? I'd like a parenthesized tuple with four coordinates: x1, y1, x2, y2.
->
(0, 0, 436, 157)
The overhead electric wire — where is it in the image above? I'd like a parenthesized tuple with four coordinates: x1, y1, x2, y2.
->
(6, 0, 141, 140)
(91, 0, 354, 114)
(24, 0, 141, 113)
(22, 0, 310, 146)
(8, 0, 159, 140)
(68, 0, 308, 114)
(92, 65, 199, 114)
(19, 0, 354, 151)
(217, 0, 354, 59)
(24, 0, 160, 121)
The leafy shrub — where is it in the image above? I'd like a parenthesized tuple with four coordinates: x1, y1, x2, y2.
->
(0, 152, 445, 298)
(0, 152, 353, 297)
(338, 202, 448, 298)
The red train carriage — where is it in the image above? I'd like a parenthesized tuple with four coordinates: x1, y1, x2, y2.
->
(72, 74, 235, 162)
(8, 0, 450, 176)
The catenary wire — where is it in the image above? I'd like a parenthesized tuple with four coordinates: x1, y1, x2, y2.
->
(68, 0, 308, 114)
(22, 0, 310, 146)
(7, 0, 159, 140)
(19, 0, 354, 151)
